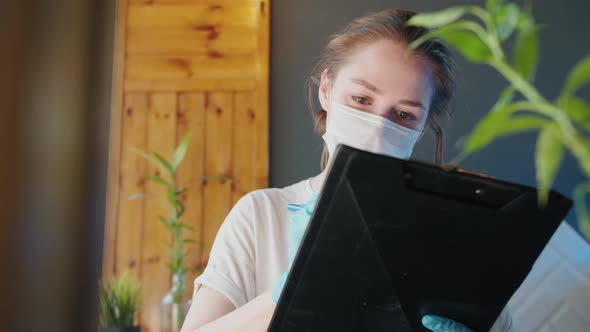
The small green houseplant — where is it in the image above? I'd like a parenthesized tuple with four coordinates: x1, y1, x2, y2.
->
(98, 271, 140, 332)
(408, 0, 590, 240)
(130, 132, 199, 332)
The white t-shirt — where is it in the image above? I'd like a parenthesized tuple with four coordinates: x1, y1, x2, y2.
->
(192, 177, 514, 331)
(194, 177, 314, 308)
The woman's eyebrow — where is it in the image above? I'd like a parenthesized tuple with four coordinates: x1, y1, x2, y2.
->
(350, 79, 426, 111)
(351, 78, 383, 95)
(398, 99, 426, 111)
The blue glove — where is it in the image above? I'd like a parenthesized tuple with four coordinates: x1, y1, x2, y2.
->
(422, 315, 473, 332)
(272, 190, 321, 304)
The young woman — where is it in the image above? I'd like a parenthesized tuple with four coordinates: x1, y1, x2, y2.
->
(181, 9, 515, 332)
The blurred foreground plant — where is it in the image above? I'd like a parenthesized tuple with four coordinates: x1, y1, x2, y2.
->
(409, 0, 590, 240)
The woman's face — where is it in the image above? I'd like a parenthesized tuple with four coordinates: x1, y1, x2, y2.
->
(319, 39, 434, 133)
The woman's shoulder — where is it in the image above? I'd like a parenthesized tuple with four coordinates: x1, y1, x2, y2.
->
(235, 178, 314, 213)
(251, 178, 312, 203)
(219, 178, 313, 239)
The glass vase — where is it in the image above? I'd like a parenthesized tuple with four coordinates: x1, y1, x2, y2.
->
(160, 272, 190, 332)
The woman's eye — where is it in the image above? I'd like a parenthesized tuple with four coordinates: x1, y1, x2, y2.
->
(397, 110, 415, 121)
(352, 96, 370, 105)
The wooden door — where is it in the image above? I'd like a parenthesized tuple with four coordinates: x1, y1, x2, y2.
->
(101, 1, 269, 330)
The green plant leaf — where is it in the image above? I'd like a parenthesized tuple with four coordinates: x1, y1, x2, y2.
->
(175, 187, 186, 196)
(464, 102, 515, 154)
(154, 152, 174, 176)
(535, 124, 564, 205)
(494, 3, 520, 40)
(166, 185, 180, 206)
(463, 98, 549, 156)
(171, 248, 182, 260)
(165, 262, 175, 272)
(486, 0, 505, 14)
(570, 136, 590, 177)
(464, 6, 494, 32)
(407, 6, 468, 28)
(176, 199, 186, 218)
(408, 19, 494, 62)
(128, 193, 145, 201)
(98, 271, 140, 327)
(435, 28, 492, 63)
(177, 223, 195, 230)
(573, 181, 590, 241)
(495, 85, 516, 108)
(171, 132, 191, 172)
(130, 146, 168, 178)
(561, 54, 590, 97)
(149, 175, 171, 187)
(183, 239, 196, 244)
(556, 95, 590, 132)
(498, 114, 548, 135)
(158, 215, 171, 229)
(512, 11, 538, 81)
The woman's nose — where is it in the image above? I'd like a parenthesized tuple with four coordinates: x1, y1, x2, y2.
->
(370, 107, 394, 122)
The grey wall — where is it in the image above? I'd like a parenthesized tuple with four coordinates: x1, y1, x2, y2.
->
(269, 0, 590, 231)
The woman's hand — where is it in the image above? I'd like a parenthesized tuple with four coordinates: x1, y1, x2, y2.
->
(423, 306, 516, 332)
(272, 190, 321, 304)
(422, 315, 473, 332)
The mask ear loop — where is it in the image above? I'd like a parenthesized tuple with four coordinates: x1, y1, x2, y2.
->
(319, 92, 331, 171)
(319, 84, 335, 171)
(325, 80, 337, 111)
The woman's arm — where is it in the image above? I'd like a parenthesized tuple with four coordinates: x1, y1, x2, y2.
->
(490, 306, 517, 332)
(181, 285, 275, 332)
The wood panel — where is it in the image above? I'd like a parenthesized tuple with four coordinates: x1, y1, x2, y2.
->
(127, 28, 257, 56)
(125, 79, 256, 92)
(141, 93, 177, 331)
(255, 0, 270, 188)
(176, 93, 206, 293)
(129, 0, 259, 5)
(115, 93, 149, 280)
(232, 92, 257, 205)
(126, 55, 257, 80)
(202, 92, 233, 263)
(128, 2, 258, 29)
(102, 0, 129, 281)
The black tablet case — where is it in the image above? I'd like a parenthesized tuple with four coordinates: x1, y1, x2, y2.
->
(268, 145, 573, 332)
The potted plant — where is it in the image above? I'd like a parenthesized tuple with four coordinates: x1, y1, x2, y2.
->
(130, 132, 205, 332)
(408, 0, 590, 240)
(98, 271, 141, 332)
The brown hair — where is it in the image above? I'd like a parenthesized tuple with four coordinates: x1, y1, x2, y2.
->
(306, 9, 455, 169)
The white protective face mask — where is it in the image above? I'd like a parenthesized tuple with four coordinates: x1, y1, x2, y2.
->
(322, 101, 421, 162)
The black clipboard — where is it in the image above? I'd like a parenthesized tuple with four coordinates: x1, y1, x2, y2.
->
(268, 145, 572, 332)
